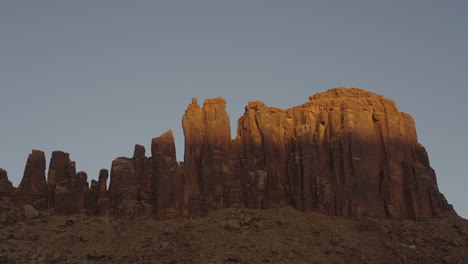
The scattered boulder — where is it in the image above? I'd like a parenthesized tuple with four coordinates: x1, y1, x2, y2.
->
(22, 204, 39, 219)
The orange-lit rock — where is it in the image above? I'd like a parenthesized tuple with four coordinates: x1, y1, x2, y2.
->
(178, 88, 453, 218)
(182, 97, 205, 215)
(200, 97, 231, 209)
(181, 97, 233, 214)
(1, 88, 454, 219)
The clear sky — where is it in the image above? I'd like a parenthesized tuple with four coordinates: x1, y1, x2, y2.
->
(1, 1, 467, 218)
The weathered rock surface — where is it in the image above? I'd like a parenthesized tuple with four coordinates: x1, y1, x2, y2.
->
(235, 88, 453, 219)
(177, 88, 453, 219)
(151, 130, 182, 217)
(47, 151, 75, 214)
(14, 150, 48, 209)
(0, 88, 456, 219)
(0, 169, 14, 194)
(182, 97, 232, 214)
(109, 156, 140, 216)
(22, 204, 39, 219)
(96, 169, 110, 216)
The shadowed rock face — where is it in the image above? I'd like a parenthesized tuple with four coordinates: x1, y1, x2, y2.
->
(151, 130, 182, 217)
(0, 88, 455, 219)
(45, 151, 93, 214)
(47, 151, 75, 213)
(96, 169, 110, 216)
(14, 150, 48, 209)
(0, 169, 14, 194)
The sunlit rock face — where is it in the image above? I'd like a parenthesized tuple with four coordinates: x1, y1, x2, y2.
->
(181, 88, 453, 219)
(1, 88, 455, 219)
(182, 97, 232, 215)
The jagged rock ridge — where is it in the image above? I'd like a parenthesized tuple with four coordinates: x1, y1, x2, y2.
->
(0, 88, 455, 219)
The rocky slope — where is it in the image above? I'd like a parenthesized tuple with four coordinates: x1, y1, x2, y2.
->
(0, 206, 466, 264)
(0, 88, 455, 219)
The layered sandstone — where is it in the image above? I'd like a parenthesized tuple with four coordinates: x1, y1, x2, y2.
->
(0, 88, 455, 219)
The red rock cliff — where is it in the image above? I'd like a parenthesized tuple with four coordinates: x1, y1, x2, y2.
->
(0, 88, 455, 219)
(180, 88, 453, 218)
(234, 88, 452, 218)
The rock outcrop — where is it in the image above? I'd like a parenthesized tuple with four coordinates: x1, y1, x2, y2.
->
(96, 169, 110, 216)
(151, 130, 182, 217)
(182, 97, 232, 215)
(0, 88, 455, 219)
(234, 88, 452, 218)
(14, 150, 48, 209)
(47, 151, 75, 214)
(0, 169, 15, 194)
(179, 88, 454, 218)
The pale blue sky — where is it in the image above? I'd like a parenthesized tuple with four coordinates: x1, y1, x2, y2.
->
(1, 1, 467, 218)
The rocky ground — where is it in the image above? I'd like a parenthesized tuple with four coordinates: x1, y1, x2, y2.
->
(0, 205, 466, 264)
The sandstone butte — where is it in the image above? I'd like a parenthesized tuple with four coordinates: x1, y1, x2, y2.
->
(0, 88, 456, 219)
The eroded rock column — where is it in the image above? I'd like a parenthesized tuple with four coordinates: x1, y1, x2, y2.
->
(15, 150, 48, 209)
